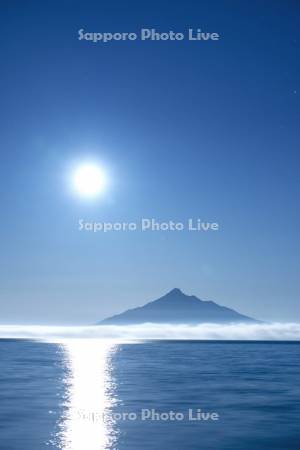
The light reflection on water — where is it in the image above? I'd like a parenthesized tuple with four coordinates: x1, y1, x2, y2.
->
(55, 339, 119, 450)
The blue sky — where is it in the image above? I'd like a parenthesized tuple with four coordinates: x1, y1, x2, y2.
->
(0, 0, 299, 323)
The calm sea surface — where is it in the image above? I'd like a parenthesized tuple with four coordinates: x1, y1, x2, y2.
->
(0, 339, 300, 450)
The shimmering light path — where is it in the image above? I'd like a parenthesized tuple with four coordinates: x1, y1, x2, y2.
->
(57, 339, 119, 450)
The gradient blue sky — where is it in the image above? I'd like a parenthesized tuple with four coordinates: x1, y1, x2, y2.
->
(0, 0, 299, 324)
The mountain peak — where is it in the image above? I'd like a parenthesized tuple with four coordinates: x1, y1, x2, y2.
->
(168, 288, 184, 295)
(99, 289, 258, 325)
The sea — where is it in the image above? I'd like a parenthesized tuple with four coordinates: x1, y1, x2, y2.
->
(0, 339, 300, 450)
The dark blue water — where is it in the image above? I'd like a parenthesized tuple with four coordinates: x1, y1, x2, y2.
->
(0, 339, 300, 450)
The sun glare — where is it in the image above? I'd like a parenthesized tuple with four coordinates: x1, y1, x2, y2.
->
(72, 163, 107, 198)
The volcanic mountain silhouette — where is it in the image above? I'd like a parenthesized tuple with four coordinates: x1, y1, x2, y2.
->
(99, 288, 258, 325)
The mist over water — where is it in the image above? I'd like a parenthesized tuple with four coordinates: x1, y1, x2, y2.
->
(0, 322, 300, 341)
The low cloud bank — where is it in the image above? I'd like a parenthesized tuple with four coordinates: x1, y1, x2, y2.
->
(0, 322, 300, 341)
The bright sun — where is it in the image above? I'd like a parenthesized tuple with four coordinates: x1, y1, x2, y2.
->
(72, 163, 107, 197)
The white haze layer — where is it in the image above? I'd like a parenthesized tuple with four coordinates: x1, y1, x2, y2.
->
(0, 323, 300, 341)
